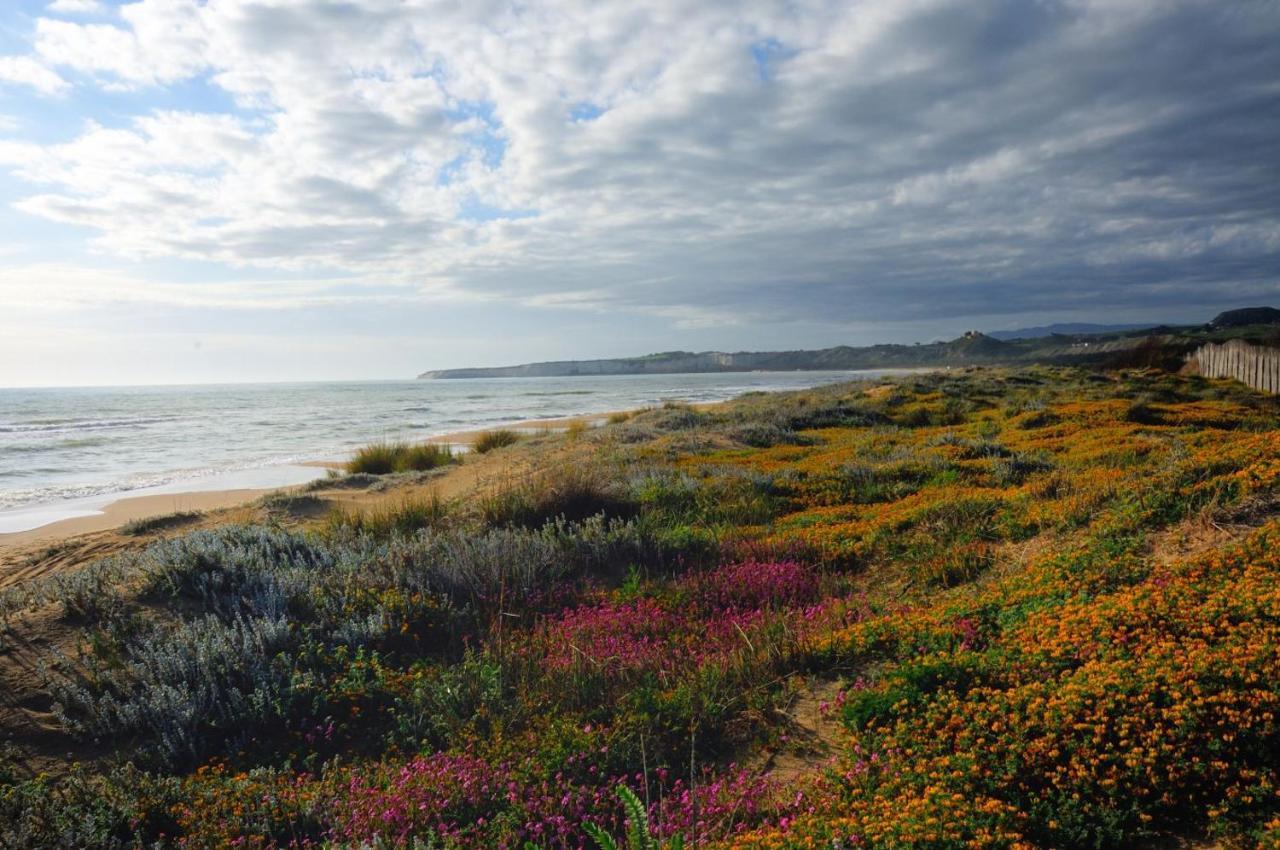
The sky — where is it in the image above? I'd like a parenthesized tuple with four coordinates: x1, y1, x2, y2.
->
(0, 0, 1277, 387)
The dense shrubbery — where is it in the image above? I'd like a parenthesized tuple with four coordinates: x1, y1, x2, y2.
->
(4, 367, 1280, 848)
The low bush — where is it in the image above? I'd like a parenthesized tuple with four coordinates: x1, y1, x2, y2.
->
(724, 419, 809, 448)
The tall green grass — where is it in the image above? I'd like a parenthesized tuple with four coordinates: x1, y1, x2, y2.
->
(472, 429, 521, 453)
(347, 441, 455, 474)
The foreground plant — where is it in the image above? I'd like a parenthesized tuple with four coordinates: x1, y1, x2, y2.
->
(583, 786, 685, 850)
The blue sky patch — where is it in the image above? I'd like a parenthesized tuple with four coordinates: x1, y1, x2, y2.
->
(569, 102, 604, 122)
(457, 196, 538, 223)
(749, 38, 794, 81)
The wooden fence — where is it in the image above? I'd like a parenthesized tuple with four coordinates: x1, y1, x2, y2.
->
(1188, 339, 1280, 394)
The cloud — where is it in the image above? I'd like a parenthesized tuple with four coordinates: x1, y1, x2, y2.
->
(46, 0, 106, 14)
(0, 263, 466, 312)
(0, 55, 68, 95)
(0, 0, 1276, 330)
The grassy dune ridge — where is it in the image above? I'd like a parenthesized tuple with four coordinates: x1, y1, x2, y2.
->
(1, 367, 1279, 849)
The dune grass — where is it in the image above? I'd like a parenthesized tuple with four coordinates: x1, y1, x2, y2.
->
(347, 440, 455, 474)
(120, 510, 203, 536)
(471, 428, 522, 453)
(325, 494, 451, 537)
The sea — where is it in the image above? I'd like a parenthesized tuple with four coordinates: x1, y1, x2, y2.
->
(0, 370, 910, 533)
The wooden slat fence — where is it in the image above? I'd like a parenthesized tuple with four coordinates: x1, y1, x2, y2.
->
(1189, 339, 1280, 394)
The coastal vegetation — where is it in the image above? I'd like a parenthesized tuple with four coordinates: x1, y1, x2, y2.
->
(1, 366, 1279, 848)
(120, 511, 205, 536)
(472, 429, 523, 453)
(347, 441, 456, 475)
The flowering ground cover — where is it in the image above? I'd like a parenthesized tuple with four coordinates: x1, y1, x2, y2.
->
(1, 367, 1278, 848)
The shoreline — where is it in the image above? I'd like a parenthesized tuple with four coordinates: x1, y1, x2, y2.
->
(0, 408, 633, 550)
(0, 367, 924, 551)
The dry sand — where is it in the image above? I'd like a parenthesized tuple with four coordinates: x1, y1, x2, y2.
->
(0, 488, 276, 550)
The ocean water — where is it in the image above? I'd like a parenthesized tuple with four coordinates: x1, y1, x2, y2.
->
(0, 370, 907, 533)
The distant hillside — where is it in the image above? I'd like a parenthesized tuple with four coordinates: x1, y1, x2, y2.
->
(988, 322, 1156, 340)
(1209, 306, 1280, 329)
(418, 307, 1278, 379)
(421, 331, 1120, 379)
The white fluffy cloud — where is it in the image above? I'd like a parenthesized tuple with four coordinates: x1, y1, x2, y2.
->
(1, 0, 1278, 328)
(0, 55, 68, 95)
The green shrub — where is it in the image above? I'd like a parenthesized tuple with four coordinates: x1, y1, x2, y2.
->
(725, 420, 809, 448)
(387, 653, 507, 752)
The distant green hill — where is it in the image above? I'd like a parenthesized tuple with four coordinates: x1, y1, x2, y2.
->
(1209, 306, 1280, 329)
(988, 322, 1156, 340)
(418, 308, 1280, 378)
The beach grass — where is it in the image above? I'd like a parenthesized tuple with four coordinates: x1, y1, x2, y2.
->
(119, 510, 203, 536)
(471, 428, 522, 453)
(347, 440, 455, 474)
(325, 494, 451, 537)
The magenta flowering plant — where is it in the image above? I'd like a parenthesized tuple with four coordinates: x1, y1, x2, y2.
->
(684, 561, 820, 613)
(528, 561, 822, 682)
(330, 752, 511, 846)
(325, 747, 800, 850)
